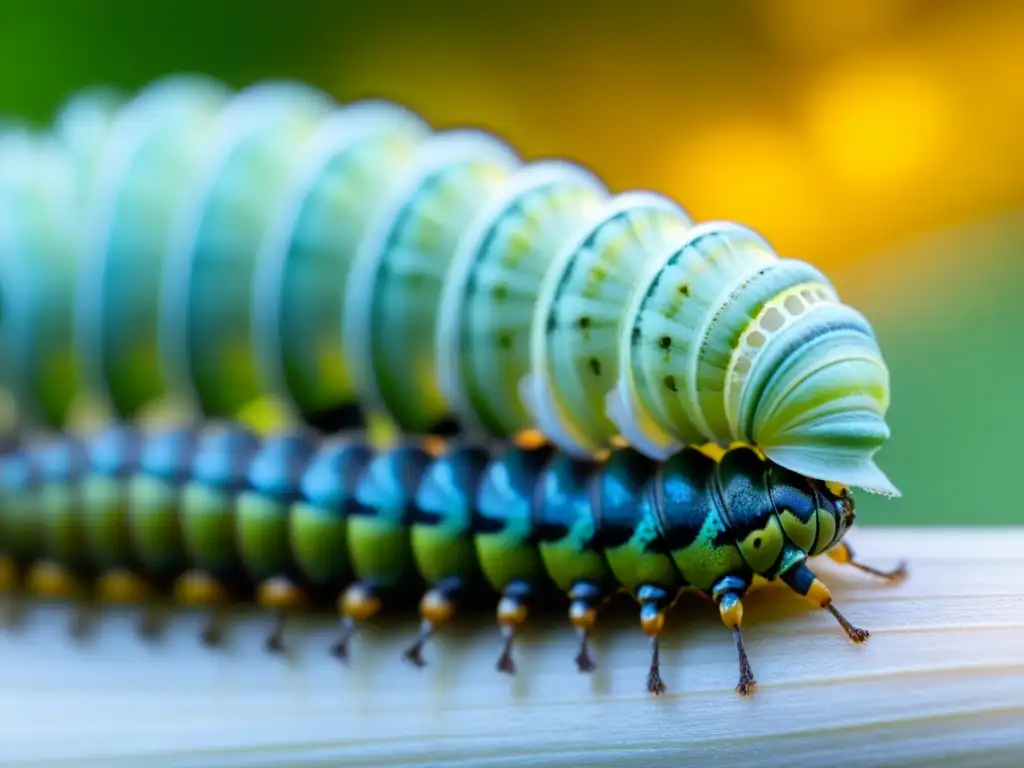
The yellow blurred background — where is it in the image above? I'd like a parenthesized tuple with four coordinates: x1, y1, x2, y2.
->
(1, 0, 1021, 524)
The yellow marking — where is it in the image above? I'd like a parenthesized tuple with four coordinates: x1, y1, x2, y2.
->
(339, 583, 382, 622)
(806, 577, 833, 607)
(693, 442, 727, 461)
(827, 542, 853, 564)
(419, 587, 456, 626)
(257, 576, 307, 611)
(234, 395, 294, 435)
(719, 596, 744, 629)
(739, 516, 785, 574)
(813, 508, 838, 554)
(97, 569, 151, 605)
(692, 442, 768, 462)
(27, 561, 83, 600)
(421, 435, 448, 458)
(609, 434, 630, 449)
(779, 508, 818, 553)
(640, 608, 666, 637)
(512, 429, 547, 450)
(497, 595, 528, 628)
(0, 555, 18, 593)
(173, 570, 231, 607)
(569, 603, 597, 631)
(825, 480, 850, 498)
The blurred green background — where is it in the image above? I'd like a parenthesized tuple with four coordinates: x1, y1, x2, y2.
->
(1, 0, 1021, 525)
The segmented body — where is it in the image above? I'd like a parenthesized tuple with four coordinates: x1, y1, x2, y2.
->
(1, 76, 897, 498)
(0, 421, 904, 694)
(0, 77, 909, 695)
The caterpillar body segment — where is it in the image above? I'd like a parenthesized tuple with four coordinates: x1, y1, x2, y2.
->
(0, 423, 906, 696)
(52, 86, 126, 201)
(524, 192, 695, 458)
(2, 76, 899, 497)
(609, 221, 897, 496)
(435, 160, 609, 440)
(160, 82, 336, 419)
(77, 76, 232, 419)
(0, 128, 89, 429)
(253, 102, 429, 431)
(342, 130, 522, 435)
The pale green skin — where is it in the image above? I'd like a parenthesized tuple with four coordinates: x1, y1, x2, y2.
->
(289, 500, 350, 587)
(345, 132, 520, 432)
(126, 475, 185, 579)
(529, 196, 693, 456)
(80, 476, 134, 571)
(616, 221, 897, 496)
(80, 76, 229, 417)
(0, 89, 121, 428)
(179, 485, 237, 579)
(0, 134, 83, 428)
(258, 107, 428, 419)
(437, 163, 609, 438)
(168, 83, 333, 417)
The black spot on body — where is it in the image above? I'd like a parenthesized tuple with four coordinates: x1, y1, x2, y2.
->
(578, 316, 591, 330)
(498, 334, 513, 350)
(664, 375, 677, 392)
(659, 335, 671, 349)
(589, 358, 602, 376)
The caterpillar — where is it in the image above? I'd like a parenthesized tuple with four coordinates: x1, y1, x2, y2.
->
(0, 421, 905, 696)
(0, 76, 907, 696)
(0, 75, 898, 502)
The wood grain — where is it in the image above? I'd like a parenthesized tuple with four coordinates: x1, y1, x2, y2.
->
(0, 527, 1021, 768)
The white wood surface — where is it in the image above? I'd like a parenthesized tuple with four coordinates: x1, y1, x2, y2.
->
(0, 527, 1021, 768)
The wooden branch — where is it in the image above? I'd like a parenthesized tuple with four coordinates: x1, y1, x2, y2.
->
(1, 528, 1022, 767)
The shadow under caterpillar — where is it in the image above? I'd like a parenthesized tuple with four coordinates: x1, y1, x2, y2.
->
(0, 421, 906, 697)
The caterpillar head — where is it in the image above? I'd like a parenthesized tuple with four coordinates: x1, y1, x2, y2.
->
(615, 222, 899, 499)
(729, 286, 898, 498)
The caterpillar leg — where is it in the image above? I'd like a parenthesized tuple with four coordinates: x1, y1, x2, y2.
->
(637, 583, 673, 695)
(257, 576, 307, 654)
(403, 576, 462, 668)
(26, 561, 92, 639)
(137, 601, 165, 640)
(331, 581, 382, 661)
(711, 575, 756, 697)
(781, 561, 870, 643)
(97, 569, 152, 606)
(496, 579, 533, 675)
(93, 568, 156, 641)
(173, 570, 232, 647)
(568, 580, 605, 673)
(827, 542, 908, 582)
